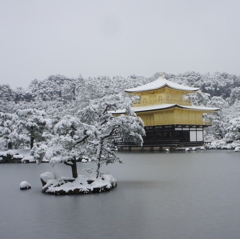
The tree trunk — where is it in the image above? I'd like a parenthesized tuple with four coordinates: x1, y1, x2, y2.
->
(71, 157, 78, 178)
(96, 161, 101, 179)
(30, 136, 34, 149)
(8, 142, 13, 149)
(96, 138, 103, 178)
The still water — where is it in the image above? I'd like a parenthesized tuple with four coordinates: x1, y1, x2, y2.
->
(0, 150, 240, 239)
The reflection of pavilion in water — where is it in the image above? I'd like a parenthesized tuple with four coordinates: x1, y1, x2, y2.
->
(114, 75, 219, 148)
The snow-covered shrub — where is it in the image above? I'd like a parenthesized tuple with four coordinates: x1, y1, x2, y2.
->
(225, 117, 240, 142)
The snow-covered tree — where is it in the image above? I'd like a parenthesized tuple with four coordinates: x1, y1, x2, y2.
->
(78, 94, 145, 178)
(32, 94, 145, 179)
(32, 115, 93, 178)
(191, 91, 212, 107)
(0, 84, 16, 113)
(229, 87, 240, 105)
(0, 112, 19, 149)
(225, 117, 240, 142)
(16, 109, 48, 148)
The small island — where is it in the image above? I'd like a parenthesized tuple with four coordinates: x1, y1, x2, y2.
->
(40, 173, 117, 195)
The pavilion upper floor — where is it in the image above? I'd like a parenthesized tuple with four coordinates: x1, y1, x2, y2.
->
(131, 87, 193, 107)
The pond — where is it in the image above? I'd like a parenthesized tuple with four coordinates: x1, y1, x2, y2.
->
(0, 150, 240, 239)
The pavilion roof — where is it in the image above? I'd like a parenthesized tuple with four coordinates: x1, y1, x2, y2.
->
(125, 77, 199, 93)
(113, 104, 219, 114)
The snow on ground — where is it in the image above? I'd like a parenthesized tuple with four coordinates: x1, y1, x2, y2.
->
(41, 174, 117, 195)
(0, 149, 30, 156)
(207, 139, 240, 151)
(0, 149, 36, 163)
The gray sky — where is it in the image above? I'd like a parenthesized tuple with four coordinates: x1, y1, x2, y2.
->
(1, 0, 240, 89)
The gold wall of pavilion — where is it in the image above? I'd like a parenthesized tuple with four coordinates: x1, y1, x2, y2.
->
(132, 87, 193, 106)
(136, 108, 212, 127)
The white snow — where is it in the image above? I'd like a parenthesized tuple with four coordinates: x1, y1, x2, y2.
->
(234, 147, 240, 152)
(0, 149, 36, 163)
(21, 156, 35, 163)
(0, 151, 8, 156)
(0, 149, 30, 156)
(40, 172, 54, 183)
(49, 156, 63, 167)
(1, 72, 240, 154)
(20, 181, 31, 189)
(125, 77, 199, 93)
(207, 139, 240, 150)
(13, 154, 23, 158)
(113, 104, 219, 114)
(42, 174, 117, 194)
(180, 105, 219, 112)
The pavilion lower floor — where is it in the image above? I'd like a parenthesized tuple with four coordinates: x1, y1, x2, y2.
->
(116, 125, 206, 149)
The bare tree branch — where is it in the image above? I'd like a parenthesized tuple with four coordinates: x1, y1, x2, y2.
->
(75, 130, 89, 145)
(102, 125, 120, 140)
(64, 161, 73, 166)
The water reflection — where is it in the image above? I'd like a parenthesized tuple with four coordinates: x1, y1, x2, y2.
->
(0, 150, 240, 239)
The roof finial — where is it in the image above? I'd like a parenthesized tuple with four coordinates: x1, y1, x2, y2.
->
(160, 72, 165, 78)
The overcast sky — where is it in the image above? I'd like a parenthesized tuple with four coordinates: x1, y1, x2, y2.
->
(1, 0, 240, 89)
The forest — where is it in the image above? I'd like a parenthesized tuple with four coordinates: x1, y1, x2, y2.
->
(1, 71, 240, 151)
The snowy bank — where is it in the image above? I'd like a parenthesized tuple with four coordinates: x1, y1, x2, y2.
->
(41, 174, 117, 195)
(207, 139, 240, 151)
(0, 149, 36, 163)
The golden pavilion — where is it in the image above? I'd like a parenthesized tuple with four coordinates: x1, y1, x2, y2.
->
(116, 76, 218, 147)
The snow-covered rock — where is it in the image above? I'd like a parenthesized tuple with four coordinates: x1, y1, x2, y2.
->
(20, 181, 31, 190)
(13, 154, 23, 159)
(40, 172, 54, 186)
(21, 156, 35, 163)
(234, 147, 240, 152)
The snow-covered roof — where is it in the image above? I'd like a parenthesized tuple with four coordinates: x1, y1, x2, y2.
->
(113, 104, 219, 114)
(125, 77, 199, 93)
